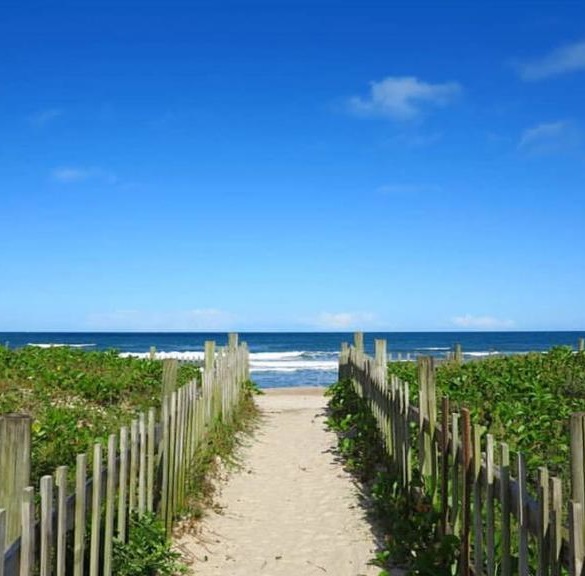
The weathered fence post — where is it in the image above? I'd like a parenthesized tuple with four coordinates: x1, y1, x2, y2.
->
(579, 338, 585, 353)
(0, 415, 31, 546)
(417, 357, 437, 489)
(453, 343, 463, 363)
(375, 339, 387, 368)
(570, 412, 585, 549)
(354, 332, 364, 353)
(228, 333, 238, 350)
(204, 341, 216, 372)
(162, 358, 178, 398)
(460, 408, 472, 576)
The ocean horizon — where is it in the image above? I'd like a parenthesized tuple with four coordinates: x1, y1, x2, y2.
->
(2, 330, 584, 388)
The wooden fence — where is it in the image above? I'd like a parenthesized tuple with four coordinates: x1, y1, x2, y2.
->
(0, 336, 249, 576)
(339, 334, 585, 576)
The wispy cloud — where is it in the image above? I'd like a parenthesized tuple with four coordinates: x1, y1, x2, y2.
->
(518, 121, 581, 155)
(349, 76, 461, 121)
(52, 166, 119, 185)
(86, 308, 235, 331)
(313, 311, 376, 330)
(451, 314, 515, 330)
(517, 40, 585, 81)
(28, 108, 64, 127)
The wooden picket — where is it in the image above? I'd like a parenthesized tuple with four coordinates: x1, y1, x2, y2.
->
(339, 335, 585, 575)
(1, 336, 249, 575)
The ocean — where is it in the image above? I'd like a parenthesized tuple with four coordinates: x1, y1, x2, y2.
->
(1, 331, 584, 388)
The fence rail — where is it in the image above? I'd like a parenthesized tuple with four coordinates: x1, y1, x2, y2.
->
(0, 336, 249, 576)
(339, 333, 585, 576)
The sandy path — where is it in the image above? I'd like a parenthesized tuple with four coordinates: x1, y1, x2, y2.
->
(177, 387, 383, 576)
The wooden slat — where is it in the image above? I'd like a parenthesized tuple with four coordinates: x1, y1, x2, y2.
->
(103, 434, 117, 576)
(451, 412, 461, 537)
(460, 408, 471, 576)
(473, 424, 483, 576)
(550, 477, 563, 576)
(19, 487, 35, 576)
(518, 452, 529, 575)
(139, 413, 146, 514)
(74, 454, 87, 576)
(538, 467, 550, 575)
(39, 476, 53, 576)
(55, 466, 68, 576)
(486, 434, 495, 576)
(160, 397, 170, 528)
(147, 408, 156, 513)
(570, 501, 584, 576)
(89, 443, 102, 576)
(117, 427, 129, 540)
(440, 397, 450, 536)
(129, 420, 138, 514)
(500, 443, 511, 576)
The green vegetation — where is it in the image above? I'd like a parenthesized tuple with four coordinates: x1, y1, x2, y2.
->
(0, 345, 200, 485)
(389, 347, 585, 479)
(113, 512, 187, 576)
(179, 379, 260, 521)
(326, 379, 458, 575)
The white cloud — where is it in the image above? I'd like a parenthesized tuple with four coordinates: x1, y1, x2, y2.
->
(86, 309, 235, 331)
(518, 40, 585, 81)
(518, 121, 580, 154)
(313, 312, 376, 330)
(52, 166, 119, 185)
(349, 76, 461, 120)
(451, 315, 515, 330)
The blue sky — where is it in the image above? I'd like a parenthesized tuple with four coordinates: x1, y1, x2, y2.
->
(1, 0, 584, 331)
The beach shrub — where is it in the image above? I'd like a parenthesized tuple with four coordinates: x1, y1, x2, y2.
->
(113, 512, 187, 576)
(0, 345, 201, 485)
(388, 348, 585, 481)
(326, 379, 459, 575)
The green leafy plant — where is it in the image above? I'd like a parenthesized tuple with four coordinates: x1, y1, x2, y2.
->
(113, 512, 187, 576)
(326, 379, 459, 575)
(0, 345, 201, 485)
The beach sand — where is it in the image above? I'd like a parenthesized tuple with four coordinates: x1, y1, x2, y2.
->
(175, 387, 389, 576)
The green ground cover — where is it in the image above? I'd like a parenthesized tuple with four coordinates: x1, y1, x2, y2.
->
(388, 347, 585, 481)
(0, 345, 200, 485)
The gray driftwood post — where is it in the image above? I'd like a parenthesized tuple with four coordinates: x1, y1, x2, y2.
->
(0, 415, 31, 546)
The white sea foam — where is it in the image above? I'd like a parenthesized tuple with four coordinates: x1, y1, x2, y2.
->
(28, 343, 96, 348)
(250, 360, 337, 372)
(417, 347, 451, 351)
(250, 352, 305, 360)
(119, 350, 205, 361)
(116, 349, 338, 373)
(464, 351, 499, 357)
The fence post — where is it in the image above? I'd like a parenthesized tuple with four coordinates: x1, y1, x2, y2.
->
(204, 341, 216, 372)
(228, 333, 238, 350)
(0, 415, 31, 546)
(460, 408, 472, 576)
(579, 338, 585, 353)
(353, 332, 364, 353)
(570, 412, 585, 548)
(162, 359, 178, 398)
(417, 357, 437, 488)
(453, 343, 463, 363)
(375, 339, 387, 368)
